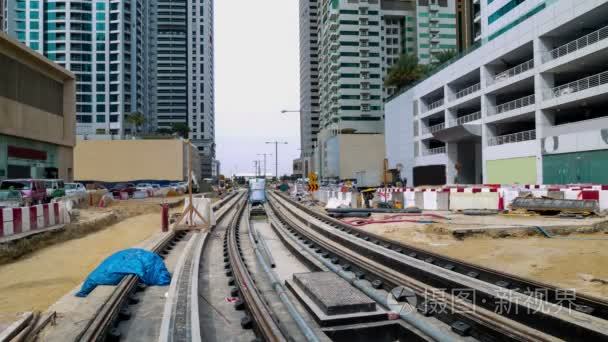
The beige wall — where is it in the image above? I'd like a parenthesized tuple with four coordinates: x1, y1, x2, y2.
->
(74, 139, 202, 182)
(0, 33, 75, 181)
(338, 134, 386, 184)
(0, 33, 75, 148)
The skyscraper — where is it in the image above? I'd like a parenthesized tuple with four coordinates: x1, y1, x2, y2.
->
(4, 0, 151, 138)
(4, 0, 216, 178)
(298, 0, 320, 177)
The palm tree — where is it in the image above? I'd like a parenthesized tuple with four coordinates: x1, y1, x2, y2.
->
(384, 54, 425, 89)
(171, 122, 190, 138)
(125, 112, 146, 134)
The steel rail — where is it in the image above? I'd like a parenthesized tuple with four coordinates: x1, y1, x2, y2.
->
(225, 197, 286, 341)
(273, 191, 608, 320)
(75, 190, 241, 342)
(268, 191, 608, 341)
(158, 190, 246, 342)
(267, 193, 552, 341)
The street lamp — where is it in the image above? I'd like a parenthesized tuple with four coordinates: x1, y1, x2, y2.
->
(257, 153, 272, 178)
(265, 141, 288, 180)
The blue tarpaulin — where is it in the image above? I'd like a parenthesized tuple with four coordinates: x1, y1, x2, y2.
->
(76, 248, 171, 297)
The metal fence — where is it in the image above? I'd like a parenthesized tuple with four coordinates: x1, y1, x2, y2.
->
(492, 59, 534, 84)
(427, 98, 444, 111)
(428, 122, 445, 134)
(493, 94, 535, 115)
(450, 111, 481, 127)
(547, 25, 608, 61)
(550, 70, 608, 98)
(424, 146, 446, 155)
(455, 82, 481, 99)
(488, 129, 536, 146)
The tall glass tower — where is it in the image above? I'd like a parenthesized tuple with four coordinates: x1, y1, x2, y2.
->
(4, 0, 151, 138)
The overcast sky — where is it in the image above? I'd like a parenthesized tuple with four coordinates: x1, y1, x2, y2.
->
(215, 0, 301, 177)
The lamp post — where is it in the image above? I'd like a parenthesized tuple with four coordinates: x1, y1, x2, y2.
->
(257, 153, 272, 179)
(265, 141, 288, 180)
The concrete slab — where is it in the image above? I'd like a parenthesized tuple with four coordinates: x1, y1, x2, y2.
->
(293, 272, 376, 316)
(286, 278, 387, 327)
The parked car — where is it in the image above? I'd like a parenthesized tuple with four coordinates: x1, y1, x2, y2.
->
(109, 183, 137, 197)
(0, 190, 24, 208)
(44, 179, 66, 199)
(65, 182, 87, 198)
(136, 183, 154, 192)
(0, 179, 47, 206)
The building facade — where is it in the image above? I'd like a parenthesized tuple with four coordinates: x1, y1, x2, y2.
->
(305, 0, 457, 181)
(4, 0, 151, 138)
(153, 0, 216, 178)
(298, 0, 320, 177)
(385, 0, 608, 186)
(456, 0, 481, 51)
(0, 32, 76, 181)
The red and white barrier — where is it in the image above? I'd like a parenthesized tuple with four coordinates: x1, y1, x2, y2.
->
(0, 202, 66, 239)
(377, 184, 608, 211)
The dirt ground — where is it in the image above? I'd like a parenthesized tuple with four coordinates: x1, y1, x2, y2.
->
(0, 199, 184, 314)
(350, 213, 608, 299)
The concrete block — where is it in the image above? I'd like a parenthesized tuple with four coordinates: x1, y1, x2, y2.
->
(450, 192, 499, 210)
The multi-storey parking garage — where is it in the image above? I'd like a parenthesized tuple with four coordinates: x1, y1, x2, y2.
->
(386, 0, 608, 186)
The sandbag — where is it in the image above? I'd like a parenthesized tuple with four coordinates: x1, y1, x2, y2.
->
(76, 248, 171, 297)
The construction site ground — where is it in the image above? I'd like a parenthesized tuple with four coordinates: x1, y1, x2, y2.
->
(0, 197, 186, 317)
(336, 210, 608, 299)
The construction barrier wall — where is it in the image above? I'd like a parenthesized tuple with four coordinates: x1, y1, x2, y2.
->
(0, 202, 68, 238)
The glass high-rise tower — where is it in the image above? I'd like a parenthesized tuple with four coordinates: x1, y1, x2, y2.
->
(4, 0, 150, 137)
(4, 0, 216, 177)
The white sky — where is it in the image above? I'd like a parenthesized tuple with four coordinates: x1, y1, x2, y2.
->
(215, 0, 302, 177)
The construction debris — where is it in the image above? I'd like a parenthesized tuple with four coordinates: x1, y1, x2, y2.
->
(510, 197, 600, 216)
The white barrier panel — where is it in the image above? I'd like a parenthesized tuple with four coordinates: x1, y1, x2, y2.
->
(450, 192, 499, 210)
(133, 191, 148, 199)
(1, 202, 67, 239)
(600, 191, 608, 211)
(184, 197, 216, 226)
(404, 191, 416, 208)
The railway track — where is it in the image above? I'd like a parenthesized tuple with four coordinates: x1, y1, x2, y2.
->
(267, 191, 608, 341)
(76, 190, 241, 342)
(223, 199, 286, 341)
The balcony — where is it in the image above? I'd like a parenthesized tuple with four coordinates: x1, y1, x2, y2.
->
(427, 98, 444, 111)
(450, 111, 481, 127)
(546, 24, 608, 62)
(423, 122, 445, 135)
(455, 83, 480, 99)
(549, 70, 608, 99)
(492, 94, 535, 116)
(492, 59, 534, 84)
(429, 24, 440, 33)
(424, 146, 446, 156)
(488, 129, 536, 146)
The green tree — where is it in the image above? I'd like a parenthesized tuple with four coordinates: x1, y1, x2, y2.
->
(431, 49, 458, 68)
(171, 122, 191, 138)
(125, 112, 146, 134)
(156, 127, 173, 135)
(384, 54, 425, 89)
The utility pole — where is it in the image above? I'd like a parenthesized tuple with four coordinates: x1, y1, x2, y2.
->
(266, 141, 288, 180)
(257, 153, 272, 179)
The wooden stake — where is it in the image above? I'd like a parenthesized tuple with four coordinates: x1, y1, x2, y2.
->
(174, 139, 208, 230)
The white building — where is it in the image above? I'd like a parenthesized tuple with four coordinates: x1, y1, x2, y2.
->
(386, 0, 608, 186)
(298, 0, 320, 177)
(308, 0, 457, 182)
